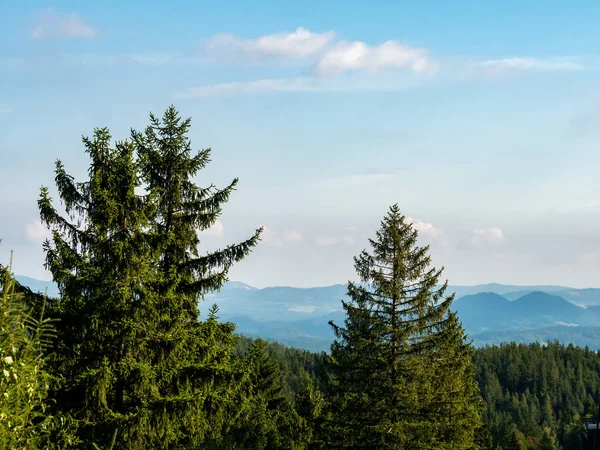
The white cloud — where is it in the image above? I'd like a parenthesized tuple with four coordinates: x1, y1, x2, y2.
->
(315, 40, 433, 76)
(25, 219, 51, 243)
(471, 227, 505, 247)
(406, 217, 441, 238)
(475, 57, 583, 76)
(31, 8, 98, 40)
(203, 220, 224, 237)
(175, 74, 422, 98)
(283, 230, 303, 243)
(260, 225, 284, 248)
(176, 77, 321, 98)
(204, 27, 434, 77)
(0, 105, 10, 114)
(205, 27, 335, 61)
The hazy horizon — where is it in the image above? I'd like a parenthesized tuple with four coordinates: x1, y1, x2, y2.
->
(12, 273, 598, 291)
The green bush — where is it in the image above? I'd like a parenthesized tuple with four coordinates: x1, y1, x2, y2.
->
(0, 251, 57, 449)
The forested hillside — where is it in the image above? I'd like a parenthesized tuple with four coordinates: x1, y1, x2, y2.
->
(475, 342, 600, 449)
(236, 336, 600, 450)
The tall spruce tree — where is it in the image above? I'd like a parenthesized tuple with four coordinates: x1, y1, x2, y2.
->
(130, 106, 263, 445)
(39, 107, 262, 448)
(324, 204, 483, 449)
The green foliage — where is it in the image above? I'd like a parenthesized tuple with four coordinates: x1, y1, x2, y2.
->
(38, 106, 261, 448)
(294, 369, 325, 449)
(235, 335, 326, 398)
(224, 338, 311, 449)
(323, 204, 483, 449)
(0, 253, 57, 449)
(475, 341, 600, 449)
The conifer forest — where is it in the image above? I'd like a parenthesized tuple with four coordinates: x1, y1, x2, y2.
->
(1, 107, 599, 450)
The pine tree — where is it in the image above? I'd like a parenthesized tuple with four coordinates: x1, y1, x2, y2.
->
(38, 107, 262, 448)
(325, 204, 483, 449)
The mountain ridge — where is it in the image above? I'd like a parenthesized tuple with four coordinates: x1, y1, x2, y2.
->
(13, 275, 600, 352)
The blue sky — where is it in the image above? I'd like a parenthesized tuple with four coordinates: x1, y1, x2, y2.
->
(1, 1, 599, 288)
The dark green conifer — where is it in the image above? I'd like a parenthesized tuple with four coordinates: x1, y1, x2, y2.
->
(130, 106, 262, 446)
(38, 107, 261, 448)
(131, 106, 262, 310)
(325, 204, 483, 449)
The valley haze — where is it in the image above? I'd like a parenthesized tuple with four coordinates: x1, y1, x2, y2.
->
(16, 275, 600, 352)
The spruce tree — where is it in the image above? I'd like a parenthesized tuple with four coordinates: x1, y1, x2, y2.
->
(39, 129, 167, 447)
(38, 107, 262, 448)
(325, 204, 483, 449)
(130, 106, 263, 445)
(131, 106, 261, 310)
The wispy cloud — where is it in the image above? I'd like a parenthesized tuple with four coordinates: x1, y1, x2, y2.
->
(175, 74, 422, 98)
(471, 227, 505, 247)
(0, 105, 11, 114)
(205, 27, 335, 62)
(31, 8, 98, 40)
(315, 40, 434, 77)
(472, 57, 584, 77)
(176, 77, 321, 97)
(283, 230, 303, 243)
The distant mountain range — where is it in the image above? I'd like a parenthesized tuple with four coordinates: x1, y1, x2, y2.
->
(14, 276, 600, 352)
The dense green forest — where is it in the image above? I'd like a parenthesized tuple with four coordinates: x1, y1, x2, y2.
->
(1, 107, 599, 449)
(236, 336, 600, 450)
